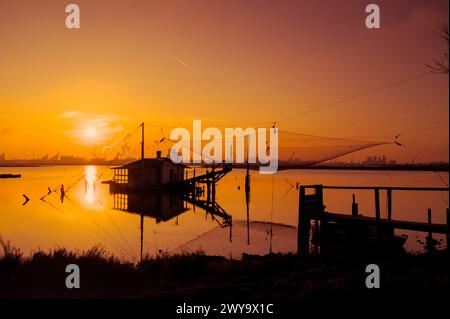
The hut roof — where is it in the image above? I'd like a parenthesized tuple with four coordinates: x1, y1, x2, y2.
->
(112, 158, 187, 170)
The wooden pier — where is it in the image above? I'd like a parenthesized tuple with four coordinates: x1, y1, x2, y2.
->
(297, 184, 450, 254)
(182, 164, 232, 200)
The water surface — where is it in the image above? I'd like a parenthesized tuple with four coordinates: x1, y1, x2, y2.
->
(0, 166, 448, 260)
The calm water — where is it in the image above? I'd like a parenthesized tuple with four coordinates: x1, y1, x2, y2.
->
(0, 166, 448, 261)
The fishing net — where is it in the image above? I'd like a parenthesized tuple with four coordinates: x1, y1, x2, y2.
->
(105, 124, 391, 168)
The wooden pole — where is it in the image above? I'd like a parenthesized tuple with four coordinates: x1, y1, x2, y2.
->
(428, 208, 433, 240)
(140, 123, 145, 262)
(140, 122, 145, 188)
(351, 194, 358, 217)
(374, 188, 380, 221)
(387, 188, 392, 221)
(140, 213, 144, 262)
(297, 187, 304, 254)
(297, 186, 310, 255)
(446, 208, 449, 254)
(317, 185, 324, 214)
(374, 188, 381, 240)
(425, 208, 434, 251)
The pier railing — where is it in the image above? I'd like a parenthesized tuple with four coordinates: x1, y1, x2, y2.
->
(320, 185, 448, 221)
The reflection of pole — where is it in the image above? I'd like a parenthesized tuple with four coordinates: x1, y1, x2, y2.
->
(246, 200, 250, 245)
(269, 174, 274, 254)
(140, 123, 145, 262)
(140, 122, 145, 190)
(245, 161, 251, 245)
(212, 178, 216, 203)
(207, 180, 211, 203)
(141, 122, 145, 161)
(446, 208, 449, 253)
(140, 213, 144, 262)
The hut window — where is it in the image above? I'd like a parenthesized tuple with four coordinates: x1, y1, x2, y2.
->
(114, 168, 128, 184)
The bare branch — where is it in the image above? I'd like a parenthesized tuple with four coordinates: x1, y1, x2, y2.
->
(427, 24, 449, 74)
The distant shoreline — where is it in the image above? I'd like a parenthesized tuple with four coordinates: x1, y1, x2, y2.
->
(276, 164, 450, 172)
(1, 162, 448, 172)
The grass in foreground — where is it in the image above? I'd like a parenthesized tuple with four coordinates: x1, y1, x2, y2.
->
(0, 237, 448, 300)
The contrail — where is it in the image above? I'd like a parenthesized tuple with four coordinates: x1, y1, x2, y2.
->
(175, 57, 190, 68)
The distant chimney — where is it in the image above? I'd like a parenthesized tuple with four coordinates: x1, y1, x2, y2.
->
(156, 150, 162, 158)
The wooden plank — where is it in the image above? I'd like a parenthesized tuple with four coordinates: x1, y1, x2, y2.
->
(318, 186, 448, 191)
(303, 211, 449, 234)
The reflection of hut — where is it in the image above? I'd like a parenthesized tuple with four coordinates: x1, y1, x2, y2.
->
(112, 151, 185, 188)
(113, 193, 187, 223)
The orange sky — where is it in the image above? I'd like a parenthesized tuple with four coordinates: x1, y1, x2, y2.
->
(0, 0, 448, 162)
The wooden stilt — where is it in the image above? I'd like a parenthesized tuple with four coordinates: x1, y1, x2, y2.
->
(446, 208, 449, 254)
(352, 194, 358, 217)
(387, 188, 392, 221)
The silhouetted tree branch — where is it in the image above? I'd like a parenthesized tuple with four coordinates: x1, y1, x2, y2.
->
(426, 24, 449, 74)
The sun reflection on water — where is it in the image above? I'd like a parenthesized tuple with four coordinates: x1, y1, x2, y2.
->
(84, 165, 97, 205)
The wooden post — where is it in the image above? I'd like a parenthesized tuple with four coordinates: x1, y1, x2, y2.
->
(297, 186, 304, 254)
(427, 208, 433, 239)
(374, 188, 380, 221)
(140, 122, 145, 188)
(140, 213, 144, 262)
(446, 208, 449, 253)
(297, 186, 310, 255)
(425, 208, 434, 251)
(316, 185, 324, 214)
(387, 188, 392, 221)
(374, 188, 381, 240)
(351, 194, 358, 217)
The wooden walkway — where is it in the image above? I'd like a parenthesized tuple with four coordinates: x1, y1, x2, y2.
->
(297, 184, 450, 254)
(303, 211, 448, 234)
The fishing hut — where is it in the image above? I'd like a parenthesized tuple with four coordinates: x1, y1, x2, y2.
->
(103, 123, 233, 261)
(106, 123, 232, 195)
(110, 150, 187, 193)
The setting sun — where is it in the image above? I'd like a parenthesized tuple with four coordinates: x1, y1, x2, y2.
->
(84, 127, 98, 139)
